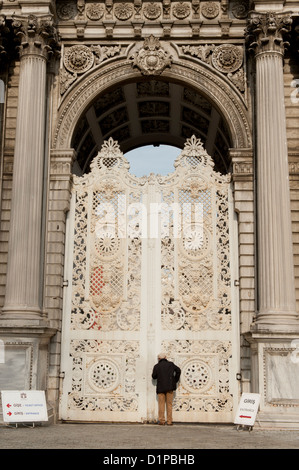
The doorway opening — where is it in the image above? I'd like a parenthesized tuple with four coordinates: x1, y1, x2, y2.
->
(71, 79, 232, 177)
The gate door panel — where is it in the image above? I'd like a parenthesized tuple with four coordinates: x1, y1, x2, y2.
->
(59, 136, 240, 422)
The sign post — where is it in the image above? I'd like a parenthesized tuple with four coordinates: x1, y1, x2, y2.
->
(1, 390, 48, 425)
(234, 393, 261, 430)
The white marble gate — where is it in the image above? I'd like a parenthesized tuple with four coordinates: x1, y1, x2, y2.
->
(59, 136, 240, 422)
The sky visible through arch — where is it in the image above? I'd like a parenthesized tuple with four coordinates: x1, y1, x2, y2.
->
(125, 145, 181, 177)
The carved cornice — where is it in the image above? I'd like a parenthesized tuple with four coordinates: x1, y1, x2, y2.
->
(245, 11, 292, 56)
(230, 148, 253, 182)
(12, 14, 60, 61)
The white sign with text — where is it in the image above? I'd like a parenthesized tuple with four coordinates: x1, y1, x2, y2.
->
(1, 390, 48, 423)
(234, 393, 261, 427)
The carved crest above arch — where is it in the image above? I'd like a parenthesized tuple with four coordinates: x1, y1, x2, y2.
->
(131, 35, 172, 76)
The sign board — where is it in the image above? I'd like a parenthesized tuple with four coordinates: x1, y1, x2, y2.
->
(234, 393, 261, 427)
(1, 390, 48, 423)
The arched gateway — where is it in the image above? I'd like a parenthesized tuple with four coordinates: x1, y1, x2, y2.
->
(54, 43, 249, 423)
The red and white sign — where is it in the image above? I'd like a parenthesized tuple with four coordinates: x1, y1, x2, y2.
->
(234, 393, 261, 427)
(1, 390, 48, 423)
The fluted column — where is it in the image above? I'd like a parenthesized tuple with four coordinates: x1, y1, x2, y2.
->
(247, 12, 298, 331)
(2, 15, 59, 322)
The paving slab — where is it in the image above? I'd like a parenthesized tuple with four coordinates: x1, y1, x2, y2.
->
(0, 422, 299, 450)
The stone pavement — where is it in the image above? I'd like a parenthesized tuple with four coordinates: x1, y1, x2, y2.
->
(0, 422, 299, 451)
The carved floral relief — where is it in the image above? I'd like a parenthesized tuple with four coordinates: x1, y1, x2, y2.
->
(182, 43, 245, 93)
(60, 44, 122, 95)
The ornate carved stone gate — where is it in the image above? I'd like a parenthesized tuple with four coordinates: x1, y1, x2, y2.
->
(59, 135, 240, 422)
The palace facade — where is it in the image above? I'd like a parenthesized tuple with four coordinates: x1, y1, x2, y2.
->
(0, 0, 299, 428)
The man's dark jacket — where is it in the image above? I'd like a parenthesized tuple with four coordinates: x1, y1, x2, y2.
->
(152, 359, 181, 394)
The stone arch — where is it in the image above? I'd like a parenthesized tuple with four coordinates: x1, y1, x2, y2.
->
(49, 50, 253, 422)
(52, 55, 252, 154)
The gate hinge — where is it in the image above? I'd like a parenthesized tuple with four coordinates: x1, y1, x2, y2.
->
(234, 279, 240, 287)
(62, 280, 69, 288)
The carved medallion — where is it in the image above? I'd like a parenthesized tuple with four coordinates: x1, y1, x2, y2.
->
(182, 359, 213, 393)
(114, 2, 134, 20)
(211, 44, 243, 73)
(232, 1, 249, 19)
(87, 358, 120, 393)
(57, 2, 77, 20)
(143, 3, 162, 20)
(173, 2, 191, 19)
(201, 1, 220, 19)
(131, 35, 172, 76)
(64, 45, 94, 74)
(86, 3, 105, 20)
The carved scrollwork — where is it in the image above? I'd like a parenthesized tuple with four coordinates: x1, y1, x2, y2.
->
(12, 14, 60, 60)
(246, 11, 292, 55)
(232, 1, 249, 20)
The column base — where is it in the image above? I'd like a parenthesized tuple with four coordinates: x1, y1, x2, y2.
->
(252, 310, 299, 334)
(1, 305, 47, 326)
(255, 411, 299, 430)
(246, 331, 299, 430)
(0, 323, 57, 424)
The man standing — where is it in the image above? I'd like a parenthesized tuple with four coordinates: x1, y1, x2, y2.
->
(152, 353, 181, 426)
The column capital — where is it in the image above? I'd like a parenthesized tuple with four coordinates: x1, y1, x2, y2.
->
(12, 14, 60, 61)
(245, 11, 292, 56)
(0, 14, 12, 65)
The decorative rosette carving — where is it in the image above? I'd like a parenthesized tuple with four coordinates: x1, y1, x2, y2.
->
(173, 2, 191, 20)
(201, 1, 220, 19)
(86, 3, 105, 20)
(143, 3, 162, 20)
(211, 44, 243, 73)
(114, 3, 134, 21)
(64, 44, 94, 74)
